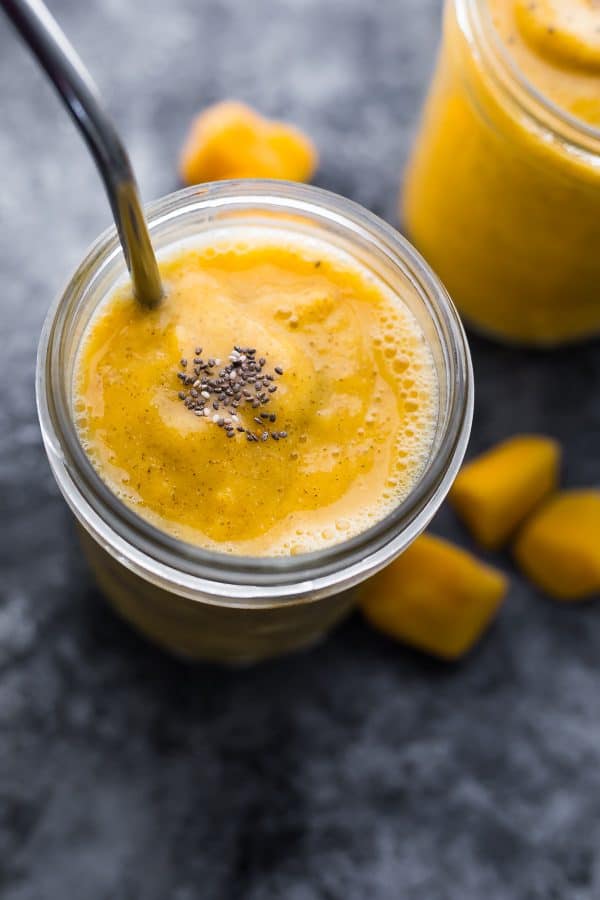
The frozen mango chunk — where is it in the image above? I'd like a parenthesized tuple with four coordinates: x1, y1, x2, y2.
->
(449, 435, 561, 549)
(514, 490, 600, 600)
(179, 101, 317, 185)
(360, 534, 507, 660)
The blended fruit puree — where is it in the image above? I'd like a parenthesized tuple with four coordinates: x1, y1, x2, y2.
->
(502, 0, 600, 123)
(403, 0, 600, 345)
(74, 230, 437, 556)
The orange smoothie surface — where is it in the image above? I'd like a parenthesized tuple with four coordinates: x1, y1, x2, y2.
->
(491, 0, 600, 126)
(73, 230, 438, 556)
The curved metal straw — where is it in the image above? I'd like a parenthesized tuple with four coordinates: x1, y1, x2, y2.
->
(1, 0, 163, 307)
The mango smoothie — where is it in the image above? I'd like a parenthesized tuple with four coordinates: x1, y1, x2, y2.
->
(73, 229, 438, 558)
(37, 182, 472, 661)
(403, 0, 600, 345)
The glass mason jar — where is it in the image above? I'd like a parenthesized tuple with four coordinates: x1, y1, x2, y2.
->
(403, 0, 600, 346)
(37, 181, 473, 664)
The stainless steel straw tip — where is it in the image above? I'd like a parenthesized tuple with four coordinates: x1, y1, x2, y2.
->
(1, 0, 164, 308)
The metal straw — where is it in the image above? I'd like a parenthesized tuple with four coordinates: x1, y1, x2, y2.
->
(1, 0, 163, 307)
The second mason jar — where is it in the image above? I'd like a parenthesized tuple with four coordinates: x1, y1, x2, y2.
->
(403, 0, 600, 346)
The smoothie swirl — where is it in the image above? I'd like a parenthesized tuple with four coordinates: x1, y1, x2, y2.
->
(74, 229, 438, 556)
(496, 0, 600, 124)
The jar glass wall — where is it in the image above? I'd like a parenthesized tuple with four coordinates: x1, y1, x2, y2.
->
(37, 181, 472, 663)
(403, 0, 600, 346)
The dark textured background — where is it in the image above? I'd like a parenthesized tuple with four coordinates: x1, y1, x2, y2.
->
(2, 1, 600, 897)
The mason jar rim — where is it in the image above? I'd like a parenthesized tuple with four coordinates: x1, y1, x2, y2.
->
(36, 180, 473, 606)
(458, 0, 600, 158)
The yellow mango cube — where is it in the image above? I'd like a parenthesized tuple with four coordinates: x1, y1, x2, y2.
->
(514, 490, 600, 600)
(449, 435, 561, 549)
(179, 101, 318, 185)
(360, 534, 507, 660)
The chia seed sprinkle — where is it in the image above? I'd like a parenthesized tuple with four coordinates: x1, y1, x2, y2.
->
(175, 344, 288, 443)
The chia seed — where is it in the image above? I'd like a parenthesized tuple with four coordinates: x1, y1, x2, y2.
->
(176, 343, 289, 442)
